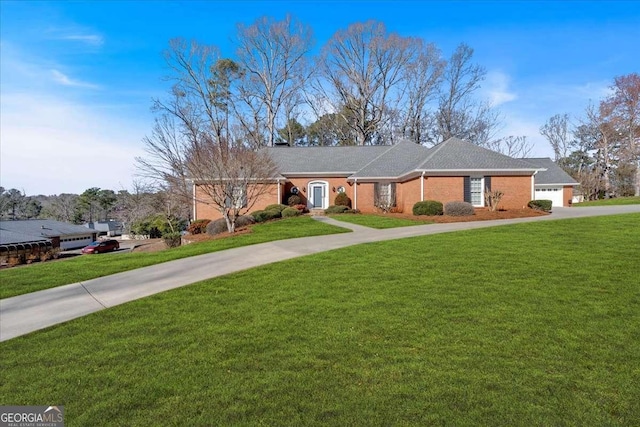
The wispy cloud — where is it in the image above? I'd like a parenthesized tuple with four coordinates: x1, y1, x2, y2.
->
(51, 69, 100, 89)
(483, 71, 518, 107)
(59, 33, 104, 47)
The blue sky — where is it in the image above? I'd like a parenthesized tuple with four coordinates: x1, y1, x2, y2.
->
(1, 0, 638, 195)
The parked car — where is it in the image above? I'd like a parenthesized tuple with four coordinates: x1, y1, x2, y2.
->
(81, 239, 120, 254)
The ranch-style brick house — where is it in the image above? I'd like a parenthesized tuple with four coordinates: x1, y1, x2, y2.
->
(192, 137, 578, 220)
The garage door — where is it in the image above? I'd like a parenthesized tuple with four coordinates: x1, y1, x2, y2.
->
(534, 186, 564, 207)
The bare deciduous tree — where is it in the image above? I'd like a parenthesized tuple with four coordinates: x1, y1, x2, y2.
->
(430, 43, 501, 147)
(540, 113, 573, 161)
(487, 135, 533, 158)
(318, 20, 416, 145)
(187, 141, 278, 232)
(605, 73, 640, 195)
(235, 14, 314, 147)
(400, 41, 445, 144)
(138, 43, 279, 233)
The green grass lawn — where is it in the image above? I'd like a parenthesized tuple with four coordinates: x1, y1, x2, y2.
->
(1, 213, 638, 426)
(575, 196, 640, 206)
(329, 213, 431, 229)
(0, 216, 349, 299)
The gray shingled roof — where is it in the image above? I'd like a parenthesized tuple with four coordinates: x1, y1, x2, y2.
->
(0, 229, 49, 246)
(0, 220, 95, 245)
(350, 140, 435, 178)
(522, 158, 579, 185)
(264, 145, 389, 175)
(418, 138, 539, 171)
(265, 137, 541, 180)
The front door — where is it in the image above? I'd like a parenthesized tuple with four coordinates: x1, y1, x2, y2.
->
(312, 185, 323, 208)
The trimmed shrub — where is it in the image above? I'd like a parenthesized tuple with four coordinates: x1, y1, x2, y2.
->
(345, 208, 361, 214)
(334, 192, 351, 207)
(234, 215, 256, 228)
(413, 200, 443, 216)
(206, 218, 228, 235)
(287, 194, 302, 206)
(444, 201, 475, 216)
(163, 232, 182, 248)
(293, 204, 308, 213)
(205, 215, 255, 234)
(282, 207, 301, 218)
(325, 205, 350, 214)
(528, 199, 552, 212)
(252, 209, 282, 223)
(265, 204, 288, 213)
(187, 219, 211, 235)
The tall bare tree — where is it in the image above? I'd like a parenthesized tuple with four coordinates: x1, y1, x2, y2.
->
(139, 39, 278, 232)
(235, 15, 314, 147)
(318, 20, 416, 145)
(540, 113, 573, 161)
(604, 73, 640, 195)
(400, 41, 445, 145)
(429, 43, 501, 147)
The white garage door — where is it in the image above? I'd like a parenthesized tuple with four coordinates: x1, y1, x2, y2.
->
(535, 186, 564, 207)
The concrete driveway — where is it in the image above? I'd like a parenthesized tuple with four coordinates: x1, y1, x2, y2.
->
(2, 205, 639, 342)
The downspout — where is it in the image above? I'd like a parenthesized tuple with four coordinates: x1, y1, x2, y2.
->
(191, 180, 197, 221)
(277, 178, 281, 204)
(353, 178, 358, 210)
(420, 171, 425, 201)
(531, 171, 538, 202)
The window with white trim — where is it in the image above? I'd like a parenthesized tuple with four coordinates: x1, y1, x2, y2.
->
(225, 184, 247, 209)
(470, 177, 483, 207)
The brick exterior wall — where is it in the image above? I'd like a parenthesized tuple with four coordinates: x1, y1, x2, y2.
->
(397, 178, 423, 214)
(194, 183, 281, 220)
(423, 177, 465, 204)
(491, 176, 533, 209)
(194, 174, 537, 219)
(563, 186, 574, 207)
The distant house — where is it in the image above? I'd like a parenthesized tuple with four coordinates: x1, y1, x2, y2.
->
(193, 137, 573, 220)
(521, 158, 580, 208)
(0, 219, 98, 251)
(85, 220, 124, 237)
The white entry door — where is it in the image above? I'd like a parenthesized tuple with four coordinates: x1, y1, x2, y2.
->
(308, 181, 328, 209)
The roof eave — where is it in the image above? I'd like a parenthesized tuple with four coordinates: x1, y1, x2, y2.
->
(535, 182, 580, 186)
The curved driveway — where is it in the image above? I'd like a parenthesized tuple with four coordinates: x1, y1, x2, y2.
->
(2, 205, 639, 342)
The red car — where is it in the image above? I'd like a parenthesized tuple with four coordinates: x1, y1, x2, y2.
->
(82, 240, 120, 254)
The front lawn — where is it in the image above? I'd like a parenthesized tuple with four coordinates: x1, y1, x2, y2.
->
(575, 196, 640, 206)
(1, 214, 638, 426)
(0, 216, 349, 299)
(329, 213, 431, 228)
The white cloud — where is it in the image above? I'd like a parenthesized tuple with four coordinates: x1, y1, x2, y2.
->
(50, 69, 100, 89)
(482, 70, 518, 107)
(0, 92, 147, 195)
(59, 34, 104, 47)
